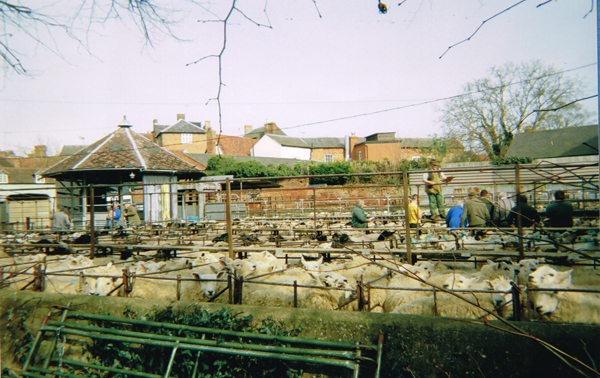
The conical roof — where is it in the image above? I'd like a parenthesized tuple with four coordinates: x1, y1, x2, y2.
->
(41, 117, 204, 182)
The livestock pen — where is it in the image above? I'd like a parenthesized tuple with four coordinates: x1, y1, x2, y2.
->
(1, 161, 599, 377)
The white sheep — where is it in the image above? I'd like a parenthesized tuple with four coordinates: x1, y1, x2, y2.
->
(533, 290, 600, 324)
(384, 265, 432, 313)
(300, 255, 323, 271)
(360, 265, 389, 312)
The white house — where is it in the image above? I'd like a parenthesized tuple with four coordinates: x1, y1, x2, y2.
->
(251, 135, 312, 160)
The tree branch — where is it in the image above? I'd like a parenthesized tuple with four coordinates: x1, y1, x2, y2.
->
(439, 0, 527, 59)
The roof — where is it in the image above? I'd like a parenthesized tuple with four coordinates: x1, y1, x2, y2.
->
(185, 153, 310, 169)
(59, 145, 88, 156)
(303, 137, 346, 148)
(266, 135, 310, 148)
(1, 167, 40, 184)
(40, 120, 204, 180)
(244, 124, 286, 139)
(158, 119, 205, 135)
(505, 125, 599, 159)
(216, 135, 257, 156)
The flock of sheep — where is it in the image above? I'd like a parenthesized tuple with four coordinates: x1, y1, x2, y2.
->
(2, 221, 600, 325)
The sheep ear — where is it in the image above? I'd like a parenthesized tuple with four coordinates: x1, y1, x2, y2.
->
(301, 255, 306, 262)
(210, 264, 219, 274)
(192, 273, 200, 280)
(307, 271, 320, 281)
(217, 270, 227, 279)
(556, 270, 573, 286)
(317, 256, 323, 264)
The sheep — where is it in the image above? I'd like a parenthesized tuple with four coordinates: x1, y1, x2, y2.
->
(475, 259, 517, 281)
(486, 276, 516, 318)
(231, 259, 257, 278)
(531, 290, 600, 324)
(300, 255, 323, 271)
(394, 273, 497, 319)
(528, 265, 573, 289)
(384, 265, 432, 313)
(360, 265, 389, 312)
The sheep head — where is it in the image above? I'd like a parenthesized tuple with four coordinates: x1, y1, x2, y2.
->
(528, 265, 573, 288)
(443, 274, 478, 290)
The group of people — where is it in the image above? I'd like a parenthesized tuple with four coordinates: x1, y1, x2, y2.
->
(49, 202, 141, 231)
(351, 158, 574, 232)
(106, 202, 140, 229)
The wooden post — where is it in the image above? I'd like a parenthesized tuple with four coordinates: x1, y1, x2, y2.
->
(226, 179, 234, 260)
(403, 170, 412, 264)
(515, 164, 524, 260)
(313, 188, 317, 229)
(89, 185, 96, 259)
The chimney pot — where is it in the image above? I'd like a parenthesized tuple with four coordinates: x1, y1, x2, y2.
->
(204, 121, 211, 131)
(245, 125, 252, 135)
(177, 114, 185, 120)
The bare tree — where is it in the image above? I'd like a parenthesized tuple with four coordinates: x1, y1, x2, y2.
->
(0, 0, 180, 74)
(438, 60, 592, 159)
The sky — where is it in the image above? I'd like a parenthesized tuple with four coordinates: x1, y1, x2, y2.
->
(0, 0, 597, 155)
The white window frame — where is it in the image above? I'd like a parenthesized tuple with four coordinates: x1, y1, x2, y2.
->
(0, 173, 8, 183)
(324, 154, 334, 163)
(35, 174, 45, 184)
(181, 133, 193, 144)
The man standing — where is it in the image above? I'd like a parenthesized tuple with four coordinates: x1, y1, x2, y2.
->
(506, 195, 541, 228)
(407, 194, 422, 229)
(124, 202, 141, 226)
(460, 192, 490, 228)
(494, 192, 515, 227)
(479, 190, 495, 223)
(423, 159, 453, 221)
(112, 204, 122, 228)
(51, 208, 71, 230)
(544, 190, 573, 229)
(351, 200, 373, 228)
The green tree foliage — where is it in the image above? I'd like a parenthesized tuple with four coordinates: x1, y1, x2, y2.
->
(309, 161, 355, 186)
(204, 156, 307, 178)
(439, 60, 591, 159)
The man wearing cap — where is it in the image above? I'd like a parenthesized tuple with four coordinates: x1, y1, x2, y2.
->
(422, 159, 453, 221)
(460, 191, 490, 228)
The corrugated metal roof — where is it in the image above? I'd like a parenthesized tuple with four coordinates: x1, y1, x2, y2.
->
(505, 125, 598, 159)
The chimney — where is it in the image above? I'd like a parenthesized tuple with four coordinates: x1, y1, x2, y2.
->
(153, 119, 157, 125)
(177, 114, 185, 121)
(206, 129, 217, 154)
(245, 125, 252, 135)
(265, 122, 276, 135)
(29, 145, 47, 158)
(349, 136, 359, 160)
(204, 121, 211, 131)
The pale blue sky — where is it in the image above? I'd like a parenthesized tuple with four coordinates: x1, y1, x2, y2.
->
(0, 0, 597, 155)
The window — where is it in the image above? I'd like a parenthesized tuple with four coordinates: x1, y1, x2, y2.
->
(325, 154, 334, 163)
(358, 151, 362, 161)
(181, 133, 193, 144)
(0, 173, 7, 183)
(35, 175, 45, 184)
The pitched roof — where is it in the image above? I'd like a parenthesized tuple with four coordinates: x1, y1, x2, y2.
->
(244, 124, 286, 139)
(303, 137, 346, 148)
(216, 135, 257, 156)
(158, 119, 205, 135)
(59, 145, 88, 156)
(40, 120, 203, 179)
(265, 135, 310, 148)
(505, 125, 599, 159)
(1, 167, 39, 184)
